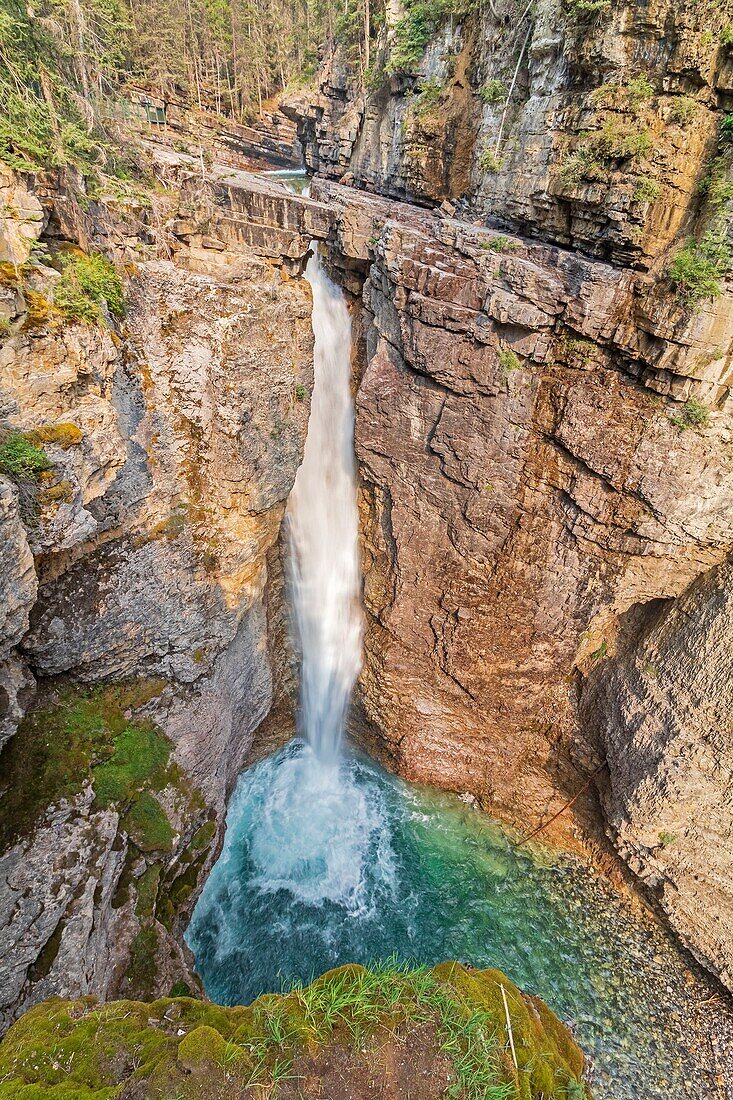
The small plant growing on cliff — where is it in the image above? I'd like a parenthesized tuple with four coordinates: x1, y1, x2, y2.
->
(626, 76, 655, 108)
(498, 348, 521, 381)
(565, 0, 611, 18)
(721, 114, 733, 146)
(558, 147, 601, 186)
(658, 831, 677, 846)
(669, 97, 699, 126)
(294, 384, 307, 401)
(480, 235, 517, 253)
(479, 148, 505, 173)
(633, 177, 662, 204)
(479, 79, 506, 105)
(722, 23, 733, 48)
(590, 640, 608, 661)
(668, 224, 731, 308)
(670, 398, 710, 431)
(0, 430, 51, 481)
(414, 77, 444, 117)
(54, 251, 125, 325)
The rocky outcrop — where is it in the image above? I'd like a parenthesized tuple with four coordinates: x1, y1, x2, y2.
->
(0, 164, 314, 1028)
(582, 557, 733, 992)
(0, 963, 589, 1098)
(324, 184, 732, 848)
(0, 480, 36, 748)
(287, 0, 731, 265)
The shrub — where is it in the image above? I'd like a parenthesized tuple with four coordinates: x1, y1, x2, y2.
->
(479, 79, 506, 105)
(558, 146, 602, 185)
(626, 76, 654, 108)
(721, 113, 733, 146)
(498, 348, 522, 379)
(0, 431, 51, 480)
(53, 252, 124, 325)
(669, 97, 698, 125)
(633, 177, 662, 203)
(722, 23, 733, 48)
(699, 155, 733, 210)
(414, 77, 444, 117)
(592, 119, 651, 160)
(294, 384, 306, 401)
(670, 398, 710, 431)
(479, 148, 505, 172)
(668, 223, 731, 307)
(565, 0, 611, 18)
(480, 235, 517, 253)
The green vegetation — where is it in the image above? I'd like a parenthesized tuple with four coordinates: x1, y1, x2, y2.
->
(480, 235, 517, 253)
(480, 79, 506, 105)
(670, 397, 711, 431)
(722, 23, 733, 47)
(633, 176, 662, 204)
(122, 791, 175, 852)
(561, 336, 595, 364)
(565, 0, 611, 19)
(0, 430, 51, 481)
(385, 0, 470, 77)
(53, 252, 124, 324)
(0, 962, 588, 1098)
(721, 113, 733, 145)
(590, 641, 608, 661)
(124, 925, 161, 1000)
(498, 348, 522, 381)
(413, 76, 445, 117)
(658, 831, 677, 846)
(0, 0, 103, 173)
(668, 223, 731, 308)
(626, 75, 654, 108)
(294, 383, 307, 401)
(559, 121, 651, 186)
(0, 679, 172, 849)
(670, 96, 699, 125)
(480, 148, 506, 173)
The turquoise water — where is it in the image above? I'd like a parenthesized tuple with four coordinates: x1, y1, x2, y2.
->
(187, 741, 710, 1098)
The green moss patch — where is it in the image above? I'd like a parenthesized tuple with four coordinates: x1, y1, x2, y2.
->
(0, 963, 589, 1099)
(122, 792, 174, 852)
(0, 679, 170, 850)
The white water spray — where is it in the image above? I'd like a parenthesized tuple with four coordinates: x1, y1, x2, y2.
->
(287, 249, 363, 762)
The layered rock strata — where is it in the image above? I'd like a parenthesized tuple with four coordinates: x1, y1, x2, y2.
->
(0, 165, 314, 1029)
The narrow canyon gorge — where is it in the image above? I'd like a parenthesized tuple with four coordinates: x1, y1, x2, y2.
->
(0, 0, 732, 1096)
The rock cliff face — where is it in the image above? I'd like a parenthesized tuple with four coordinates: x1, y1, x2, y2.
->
(287, 0, 733, 990)
(0, 163, 314, 1029)
(582, 556, 733, 991)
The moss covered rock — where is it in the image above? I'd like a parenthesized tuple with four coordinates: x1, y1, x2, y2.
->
(0, 962, 590, 1098)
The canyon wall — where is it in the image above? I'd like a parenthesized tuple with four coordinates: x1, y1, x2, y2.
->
(0, 164, 314, 1028)
(289, 0, 733, 989)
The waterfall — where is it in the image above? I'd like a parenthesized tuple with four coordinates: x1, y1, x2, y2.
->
(286, 249, 362, 761)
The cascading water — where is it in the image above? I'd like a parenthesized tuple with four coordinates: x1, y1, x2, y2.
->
(187, 215, 717, 1100)
(286, 250, 362, 763)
